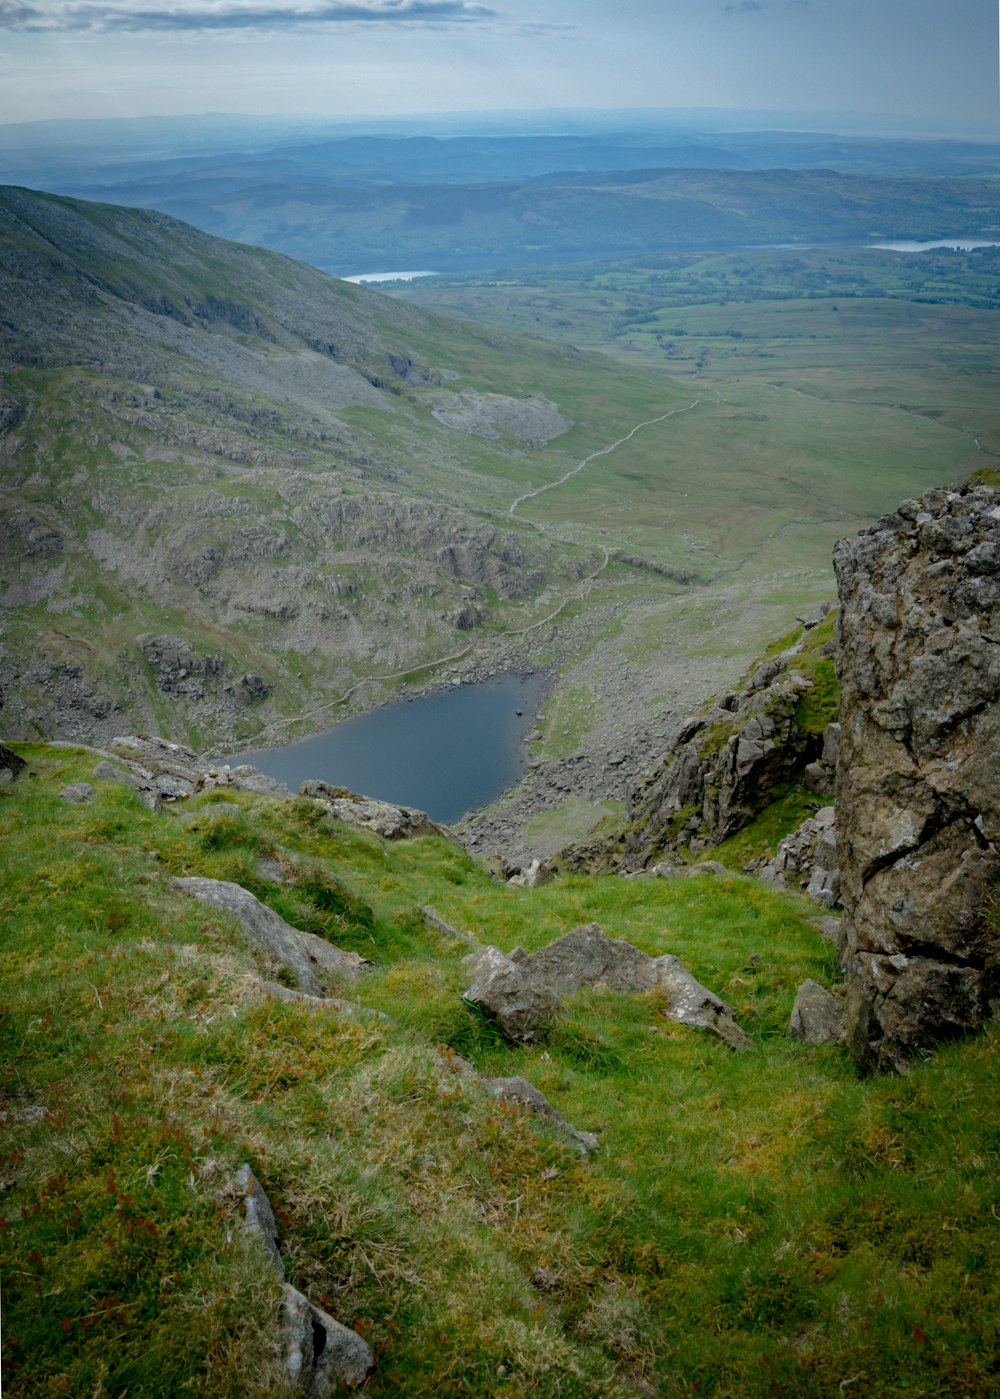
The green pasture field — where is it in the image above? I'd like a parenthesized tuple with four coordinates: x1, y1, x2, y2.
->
(383, 244, 995, 778)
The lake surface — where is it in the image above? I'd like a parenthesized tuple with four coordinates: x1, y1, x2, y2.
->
(231, 672, 548, 824)
(868, 238, 1000, 252)
(344, 270, 440, 284)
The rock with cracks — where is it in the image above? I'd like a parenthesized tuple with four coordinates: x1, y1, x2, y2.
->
(463, 923, 750, 1051)
(787, 980, 846, 1045)
(756, 805, 841, 908)
(171, 877, 371, 997)
(835, 483, 1000, 1072)
(236, 1164, 374, 1395)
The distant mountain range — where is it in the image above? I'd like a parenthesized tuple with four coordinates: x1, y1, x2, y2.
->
(3, 119, 999, 276)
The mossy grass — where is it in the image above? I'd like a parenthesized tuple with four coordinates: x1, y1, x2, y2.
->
(2, 745, 998, 1395)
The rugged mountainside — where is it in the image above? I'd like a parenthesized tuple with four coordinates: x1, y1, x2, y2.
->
(4, 486, 1000, 1393)
(0, 185, 653, 751)
(557, 607, 840, 877)
(555, 481, 1000, 1075)
(835, 483, 1000, 1071)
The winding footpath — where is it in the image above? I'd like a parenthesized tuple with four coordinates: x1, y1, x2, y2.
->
(217, 400, 700, 754)
(507, 400, 700, 519)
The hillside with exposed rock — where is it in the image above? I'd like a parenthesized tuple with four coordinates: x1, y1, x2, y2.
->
(1, 185, 689, 752)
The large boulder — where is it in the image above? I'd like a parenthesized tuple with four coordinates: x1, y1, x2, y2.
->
(525, 922, 659, 996)
(463, 923, 751, 1050)
(299, 780, 454, 842)
(835, 483, 1000, 1072)
(462, 945, 560, 1044)
(171, 877, 371, 996)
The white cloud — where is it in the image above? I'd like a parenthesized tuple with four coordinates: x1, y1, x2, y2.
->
(0, 0, 496, 34)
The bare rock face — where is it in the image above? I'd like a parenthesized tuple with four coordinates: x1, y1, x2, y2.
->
(835, 483, 1000, 1073)
(299, 780, 454, 842)
(566, 654, 824, 873)
(756, 805, 841, 908)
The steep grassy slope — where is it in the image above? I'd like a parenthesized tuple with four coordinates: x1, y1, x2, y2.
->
(0, 186, 699, 751)
(2, 747, 998, 1396)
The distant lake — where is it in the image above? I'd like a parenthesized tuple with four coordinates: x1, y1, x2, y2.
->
(868, 238, 1000, 252)
(231, 672, 547, 825)
(344, 270, 440, 284)
(749, 237, 1000, 254)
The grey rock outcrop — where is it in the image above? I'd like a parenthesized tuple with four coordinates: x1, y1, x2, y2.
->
(92, 758, 163, 810)
(787, 980, 846, 1045)
(58, 781, 95, 804)
(236, 1164, 374, 1395)
(200, 764, 289, 797)
(0, 741, 25, 781)
(654, 954, 753, 1051)
(463, 923, 750, 1050)
(481, 1076, 599, 1157)
(525, 923, 660, 996)
(108, 736, 204, 797)
(300, 781, 454, 841)
(563, 651, 828, 873)
(835, 483, 1000, 1073)
(507, 858, 553, 889)
(756, 805, 841, 908)
(171, 877, 371, 996)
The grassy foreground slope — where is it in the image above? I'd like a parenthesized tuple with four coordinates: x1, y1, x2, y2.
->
(2, 746, 998, 1396)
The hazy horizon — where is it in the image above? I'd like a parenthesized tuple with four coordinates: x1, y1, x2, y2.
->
(0, 1, 997, 133)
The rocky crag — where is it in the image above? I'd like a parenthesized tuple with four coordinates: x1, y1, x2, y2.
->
(547, 481, 1000, 1075)
(835, 483, 1000, 1072)
(556, 605, 839, 877)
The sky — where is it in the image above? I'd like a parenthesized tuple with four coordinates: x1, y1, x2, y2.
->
(0, 0, 997, 131)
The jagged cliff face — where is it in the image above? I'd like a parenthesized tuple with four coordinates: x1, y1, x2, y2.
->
(835, 483, 1000, 1073)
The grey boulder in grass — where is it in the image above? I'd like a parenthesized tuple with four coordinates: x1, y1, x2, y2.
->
(463, 922, 751, 1050)
(172, 876, 371, 997)
(236, 1164, 374, 1395)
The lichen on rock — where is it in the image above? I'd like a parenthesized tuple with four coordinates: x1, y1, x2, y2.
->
(835, 483, 1000, 1073)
